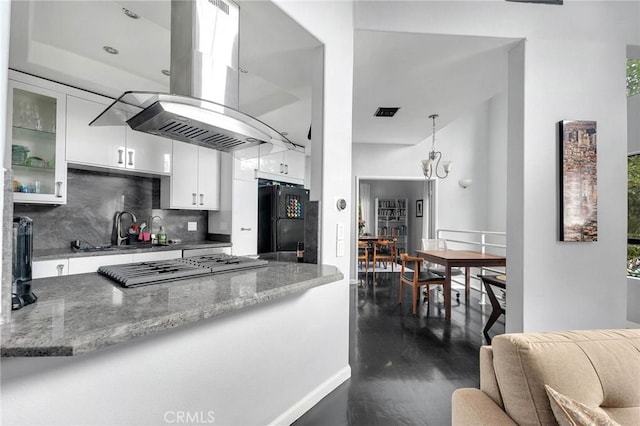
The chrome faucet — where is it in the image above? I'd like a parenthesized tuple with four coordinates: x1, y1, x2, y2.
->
(148, 215, 162, 244)
(111, 210, 137, 246)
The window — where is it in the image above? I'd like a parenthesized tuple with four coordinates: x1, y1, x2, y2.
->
(628, 154, 640, 276)
(628, 59, 640, 98)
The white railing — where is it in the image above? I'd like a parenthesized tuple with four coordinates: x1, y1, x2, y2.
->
(436, 228, 507, 303)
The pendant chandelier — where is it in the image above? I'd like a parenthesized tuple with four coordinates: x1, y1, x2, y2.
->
(421, 114, 452, 179)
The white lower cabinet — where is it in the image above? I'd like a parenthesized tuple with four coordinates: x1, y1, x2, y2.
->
(68, 254, 133, 275)
(231, 179, 258, 256)
(40, 250, 185, 277)
(32, 259, 69, 279)
(161, 141, 220, 210)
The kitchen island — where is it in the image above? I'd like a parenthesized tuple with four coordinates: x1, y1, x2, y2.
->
(1, 260, 342, 356)
(1, 261, 350, 425)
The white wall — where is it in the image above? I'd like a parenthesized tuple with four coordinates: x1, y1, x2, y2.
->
(275, 1, 354, 275)
(355, 1, 640, 332)
(353, 97, 504, 238)
(487, 91, 508, 233)
(0, 0, 10, 322)
(434, 101, 494, 233)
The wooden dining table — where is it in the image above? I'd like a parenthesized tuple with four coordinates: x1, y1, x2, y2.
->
(415, 249, 507, 320)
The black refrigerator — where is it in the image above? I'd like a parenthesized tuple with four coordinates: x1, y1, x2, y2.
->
(258, 185, 310, 253)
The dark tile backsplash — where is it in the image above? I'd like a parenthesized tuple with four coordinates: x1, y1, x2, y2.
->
(13, 168, 208, 250)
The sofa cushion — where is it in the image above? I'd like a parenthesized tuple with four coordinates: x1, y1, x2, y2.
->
(480, 346, 504, 408)
(545, 384, 620, 426)
(491, 329, 640, 426)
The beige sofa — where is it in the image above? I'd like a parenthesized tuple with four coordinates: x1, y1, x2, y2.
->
(452, 329, 640, 425)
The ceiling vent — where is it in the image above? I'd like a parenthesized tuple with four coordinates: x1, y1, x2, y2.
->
(374, 107, 400, 117)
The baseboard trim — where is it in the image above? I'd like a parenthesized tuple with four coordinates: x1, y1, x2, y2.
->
(269, 365, 351, 426)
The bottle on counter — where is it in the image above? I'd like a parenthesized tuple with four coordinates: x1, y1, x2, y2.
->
(297, 241, 304, 263)
(158, 226, 167, 245)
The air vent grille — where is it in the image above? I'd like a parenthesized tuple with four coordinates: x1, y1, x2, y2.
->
(375, 107, 400, 117)
(159, 120, 245, 151)
(209, 0, 230, 14)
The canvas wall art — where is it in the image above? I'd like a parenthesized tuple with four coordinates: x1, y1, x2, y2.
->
(558, 120, 597, 242)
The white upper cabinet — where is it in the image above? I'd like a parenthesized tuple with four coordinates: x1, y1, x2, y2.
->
(198, 146, 221, 210)
(233, 145, 260, 181)
(66, 95, 125, 168)
(66, 95, 171, 175)
(8, 76, 68, 204)
(283, 150, 305, 182)
(161, 141, 221, 210)
(124, 128, 172, 175)
(257, 143, 305, 184)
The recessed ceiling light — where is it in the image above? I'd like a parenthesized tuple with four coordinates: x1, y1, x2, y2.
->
(103, 46, 119, 55)
(239, 67, 249, 74)
(161, 69, 171, 76)
(122, 8, 140, 19)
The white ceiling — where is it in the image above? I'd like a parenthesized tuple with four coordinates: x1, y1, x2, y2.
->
(8, 0, 518, 148)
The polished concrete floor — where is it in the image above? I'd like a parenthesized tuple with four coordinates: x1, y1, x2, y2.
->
(294, 270, 505, 426)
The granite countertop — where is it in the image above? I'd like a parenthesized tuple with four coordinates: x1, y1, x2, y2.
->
(1, 261, 343, 357)
(34, 240, 232, 260)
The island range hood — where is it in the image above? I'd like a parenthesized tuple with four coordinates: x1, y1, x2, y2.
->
(91, 0, 295, 152)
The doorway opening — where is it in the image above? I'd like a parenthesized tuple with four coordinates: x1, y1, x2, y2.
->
(354, 176, 434, 280)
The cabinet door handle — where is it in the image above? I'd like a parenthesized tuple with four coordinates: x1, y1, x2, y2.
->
(117, 148, 125, 165)
(240, 227, 252, 231)
(56, 264, 64, 276)
(192, 193, 197, 205)
(285, 164, 289, 174)
(127, 149, 135, 167)
(199, 193, 204, 206)
(55, 181, 63, 198)
(280, 163, 284, 173)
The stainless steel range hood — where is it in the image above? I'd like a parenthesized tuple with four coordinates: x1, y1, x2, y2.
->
(91, 0, 296, 152)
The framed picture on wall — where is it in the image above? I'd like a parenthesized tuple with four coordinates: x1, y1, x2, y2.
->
(558, 120, 598, 242)
(416, 199, 423, 217)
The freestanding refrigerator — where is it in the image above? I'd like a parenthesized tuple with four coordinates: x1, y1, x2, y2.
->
(258, 185, 310, 253)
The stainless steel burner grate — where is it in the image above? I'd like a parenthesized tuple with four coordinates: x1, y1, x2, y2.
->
(98, 254, 268, 288)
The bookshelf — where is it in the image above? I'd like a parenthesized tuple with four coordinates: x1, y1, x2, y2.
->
(374, 197, 408, 255)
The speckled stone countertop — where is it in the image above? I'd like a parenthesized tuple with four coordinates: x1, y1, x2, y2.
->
(1, 261, 343, 357)
(34, 241, 232, 260)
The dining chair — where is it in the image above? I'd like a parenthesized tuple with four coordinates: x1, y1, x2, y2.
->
(421, 238, 462, 301)
(373, 239, 396, 272)
(357, 240, 369, 271)
(399, 253, 446, 315)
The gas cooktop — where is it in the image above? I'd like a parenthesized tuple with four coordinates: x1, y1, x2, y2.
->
(98, 254, 268, 288)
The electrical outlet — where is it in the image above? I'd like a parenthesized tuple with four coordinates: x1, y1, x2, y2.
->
(187, 222, 197, 231)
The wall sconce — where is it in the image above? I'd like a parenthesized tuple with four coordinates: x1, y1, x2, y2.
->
(458, 178, 473, 189)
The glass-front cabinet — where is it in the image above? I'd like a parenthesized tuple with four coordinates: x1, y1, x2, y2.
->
(8, 79, 67, 204)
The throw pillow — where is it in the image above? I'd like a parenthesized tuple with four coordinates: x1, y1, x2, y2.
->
(544, 385, 620, 426)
